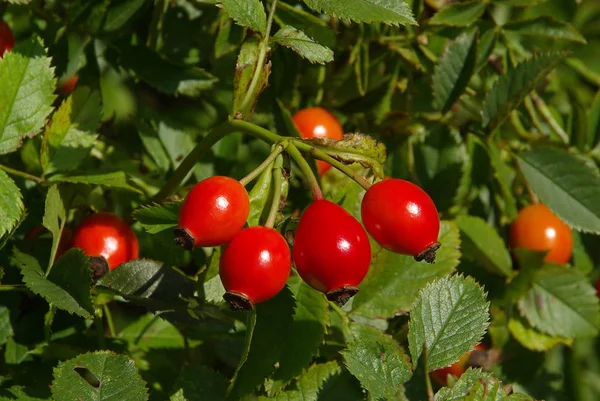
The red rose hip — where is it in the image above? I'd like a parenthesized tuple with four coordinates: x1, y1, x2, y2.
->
(0, 21, 15, 57)
(72, 213, 139, 276)
(293, 199, 371, 306)
(174, 176, 249, 249)
(361, 178, 440, 263)
(220, 226, 291, 311)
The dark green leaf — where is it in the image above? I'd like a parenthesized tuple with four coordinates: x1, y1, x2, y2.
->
(271, 26, 334, 64)
(133, 201, 181, 234)
(587, 91, 600, 149)
(504, 16, 586, 44)
(0, 306, 12, 346)
(48, 171, 142, 193)
(42, 185, 67, 268)
(482, 53, 566, 131)
(432, 29, 478, 113)
(408, 275, 490, 371)
(303, 0, 416, 26)
(52, 351, 149, 401)
(136, 120, 171, 173)
(220, 0, 267, 34)
(274, 1, 335, 48)
(430, 0, 486, 27)
(260, 362, 345, 401)
(0, 169, 24, 241)
(170, 365, 227, 401)
(517, 146, 600, 234)
(103, 0, 147, 32)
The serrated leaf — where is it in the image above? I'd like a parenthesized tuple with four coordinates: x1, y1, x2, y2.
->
(274, 1, 335, 48)
(518, 265, 600, 337)
(303, 0, 416, 26)
(271, 26, 333, 64)
(137, 121, 171, 173)
(0, 38, 56, 154)
(433, 30, 478, 113)
(0, 306, 12, 346)
(504, 16, 586, 44)
(228, 286, 295, 398)
(41, 87, 101, 175)
(342, 324, 412, 400)
(119, 46, 217, 97)
(11, 248, 93, 319)
(299, 133, 387, 178)
(501, 249, 545, 304)
(517, 147, 600, 234)
(351, 221, 460, 318)
(52, 351, 149, 401)
(260, 362, 344, 401)
(133, 201, 181, 234)
(434, 368, 509, 401)
(269, 278, 328, 394)
(48, 171, 142, 193)
(508, 315, 572, 352)
(408, 275, 490, 371)
(42, 185, 67, 267)
(233, 37, 271, 118)
(220, 0, 266, 34)
(430, 0, 486, 27)
(170, 364, 227, 401)
(0, 169, 24, 241)
(482, 53, 566, 131)
(456, 215, 512, 277)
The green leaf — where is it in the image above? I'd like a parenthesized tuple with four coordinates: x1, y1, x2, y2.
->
(11, 248, 93, 319)
(302, 0, 416, 26)
(0, 306, 12, 346)
(432, 30, 478, 113)
(269, 277, 329, 394)
(48, 171, 142, 193)
(518, 265, 600, 337)
(0, 169, 24, 241)
(455, 215, 512, 277)
(517, 147, 600, 234)
(233, 37, 271, 118)
(342, 325, 412, 400)
(434, 368, 510, 401)
(503, 16, 586, 43)
(260, 362, 345, 401)
(351, 221, 460, 318)
(482, 53, 566, 131)
(247, 165, 273, 227)
(137, 121, 171, 173)
(220, 0, 266, 34)
(429, 0, 486, 27)
(170, 365, 227, 401)
(133, 201, 181, 234)
(408, 275, 490, 371)
(42, 185, 67, 267)
(274, 1, 335, 48)
(41, 88, 101, 175)
(587, 90, 600, 149)
(508, 315, 572, 352)
(492, 0, 546, 5)
(0, 38, 56, 155)
(119, 313, 185, 350)
(119, 46, 218, 97)
(52, 351, 149, 401)
(102, 0, 146, 32)
(228, 286, 295, 398)
(271, 26, 333, 64)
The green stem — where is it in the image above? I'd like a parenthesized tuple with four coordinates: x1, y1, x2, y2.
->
(239, 0, 278, 114)
(424, 349, 434, 401)
(265, 155, 283, 228)
(152, 121, 235, 201)
(239, 142, 286, 186)
(314, 66, 326, 105)
(530, 91, 569, 144)
(286, 143, 323, 200)
(0, 164, 43, 183)
(103, 304, 117, 338)
(0, 284, 27, 292)
(524, 96, 546, 136)
(291, 140, 372, 191)
(229, 119, 283, 143)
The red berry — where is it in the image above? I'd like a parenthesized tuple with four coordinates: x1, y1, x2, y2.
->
(174, 176, 249, 250)
(220, 226, 291, 311)
(292, 107, 344, 175)
(59, 74, 79, 95)
(430, 344, 486, 386)
(293, 199, 371, 305)
(509, 203, 572, 264)
(0, 21, 15, 58)
(361, 178, 440, 263)
(72, 213, 139, 273)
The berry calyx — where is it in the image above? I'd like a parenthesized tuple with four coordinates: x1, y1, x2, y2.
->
(509, 203, 573, 264)
(361, 178, 440, 263)
(174, 176, 250, 250)
(292, 107, 344, 175)
(0, 21, 15, 57)
(220, 226, 291, 311)
(293, 199, 371, 306)
(72, 213, 139, 274)
(430, 344, 487, 386)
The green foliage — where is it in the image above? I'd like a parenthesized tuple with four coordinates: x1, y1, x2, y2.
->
(0, 170, 24, 241)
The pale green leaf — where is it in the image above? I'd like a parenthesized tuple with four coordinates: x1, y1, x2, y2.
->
(430, 0, 486, 27)
(408, 275, 490, 371)
(0, 38, 56, 154)
(0, 169, 24, 241)
(303, 0, 416, 26)
(508, 315, 572, 352)
(271, 26, 333, 64)
(220, 0, 266, 34)
(504, 16, 586, 44)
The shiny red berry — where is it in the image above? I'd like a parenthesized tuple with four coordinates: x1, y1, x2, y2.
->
(72, 213, 139, 276)
(220, 226, 291, 311)
(0, 21, 15, 57)
(174, 176, 250, 250)
(361, 178, 440, 263)
(293, 199, 371, 306)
